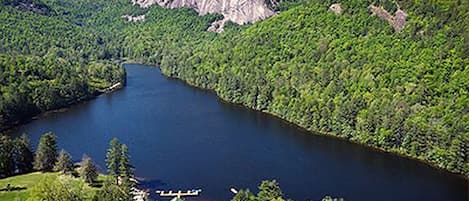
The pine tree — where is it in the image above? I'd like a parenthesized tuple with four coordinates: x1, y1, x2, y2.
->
(80, 155, 98, 184)
(34, 133, 58, 172)
(0, 135, 14, 177)
(119, 144, 134, 179)
(13, 134, 33, 174)
(119, 144, 134, 201)
(54, 149, 74, 174)
(106, 138, 121, 184)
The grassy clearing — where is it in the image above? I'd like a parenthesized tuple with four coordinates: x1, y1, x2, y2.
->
(0, 172, 106, 201)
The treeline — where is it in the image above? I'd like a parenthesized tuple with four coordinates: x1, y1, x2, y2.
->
(0, 133, 138, 200)
(0, 54, 125, 131)
(30, 136, 138, 201)
(231, 180, 344, 201)
(0, 132, 97, 179)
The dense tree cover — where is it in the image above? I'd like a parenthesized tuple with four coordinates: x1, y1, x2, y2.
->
(0, 5, 126, 131)
(111, 0, 469, 176)
(1, 0, 52, 15)
(1, 0, 468, 177)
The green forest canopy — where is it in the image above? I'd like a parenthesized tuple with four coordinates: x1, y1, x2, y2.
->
(0, 0, 468, 177)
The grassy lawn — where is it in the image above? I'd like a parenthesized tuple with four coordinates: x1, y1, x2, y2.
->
(0, 172, 106, 201)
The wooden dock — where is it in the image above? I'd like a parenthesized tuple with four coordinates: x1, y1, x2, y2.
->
(156, 189, 202, 198)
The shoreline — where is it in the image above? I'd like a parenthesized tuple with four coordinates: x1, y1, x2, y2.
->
(154, 65, 469, 181)
(2, 62, 467, 181)
(0, 81, 125, 134)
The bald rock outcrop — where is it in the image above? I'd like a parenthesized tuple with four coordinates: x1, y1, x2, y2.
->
(369, 4, 408, 32)
(131, 0, 279, 32)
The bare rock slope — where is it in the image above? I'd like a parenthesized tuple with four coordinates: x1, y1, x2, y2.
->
(131, 0, 278, 32)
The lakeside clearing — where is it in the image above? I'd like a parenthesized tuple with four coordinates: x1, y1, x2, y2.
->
(0, 172, 106, 201)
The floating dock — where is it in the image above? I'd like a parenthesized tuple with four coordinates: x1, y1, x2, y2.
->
(156, 189, 202, 198)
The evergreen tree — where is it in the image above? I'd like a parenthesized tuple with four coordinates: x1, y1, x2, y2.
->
(34, 133, 58, 172)
(119, 144, 134, 200)
(80, 155, 98, 184)
(0, 135, 14, 177)
(12, 134, 33, 174)
(119, 144, 133, 179)
(106, 138, 121, 184)
(54, 149, 74, 174)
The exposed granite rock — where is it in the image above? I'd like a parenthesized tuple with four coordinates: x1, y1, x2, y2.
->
(329, 3, 342, 15)
(131, 0, 278, 32)
(369, 4, 408, 32)
(207, 18, 228, 33)
(122, 14, 146, 22)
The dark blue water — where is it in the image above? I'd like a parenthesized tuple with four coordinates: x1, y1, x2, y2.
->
(9, 64, 468, 201)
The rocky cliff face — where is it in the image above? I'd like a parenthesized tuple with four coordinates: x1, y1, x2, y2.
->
(131, 0, 278, 32)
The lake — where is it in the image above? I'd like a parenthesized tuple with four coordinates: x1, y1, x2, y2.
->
(9, 64, 468, 201)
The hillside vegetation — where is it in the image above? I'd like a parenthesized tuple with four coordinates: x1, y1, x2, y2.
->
(0, 5, 125, 131)
(119, 0, 469, 176)
(0, 0, 468, 177)
(117, 0, 469, 174)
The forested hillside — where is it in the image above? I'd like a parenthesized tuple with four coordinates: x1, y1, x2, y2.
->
(0, 0, 468, 177)
(174, 1, 468, 176)
(0, 4, 125, 131)
(114, 0, 469, 176)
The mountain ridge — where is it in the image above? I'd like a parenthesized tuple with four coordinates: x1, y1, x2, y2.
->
(131, 0, 278, 32)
